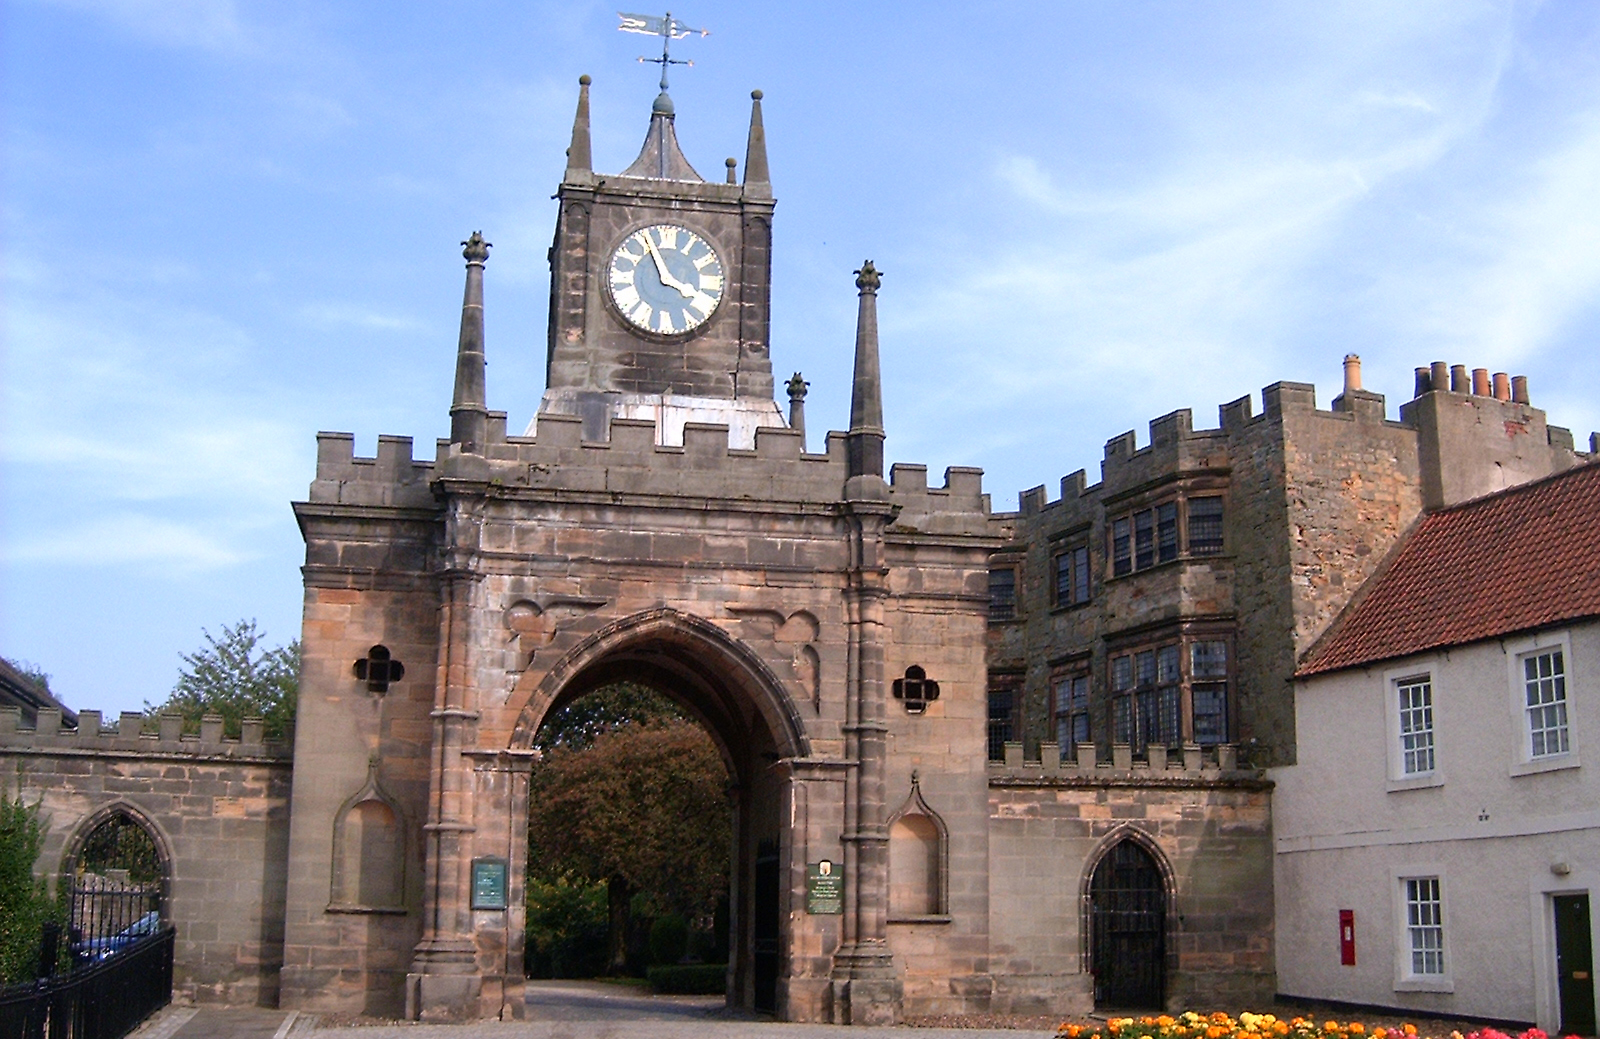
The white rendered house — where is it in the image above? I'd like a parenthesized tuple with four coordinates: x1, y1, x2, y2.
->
(1273, 463, 1600, 1032)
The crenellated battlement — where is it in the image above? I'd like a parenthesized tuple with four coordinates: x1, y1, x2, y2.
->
(0, 707, 293, 760)
(307, 412, 991, 530)
(1002, 368, 1594, 520)
(987, 740, 1267, 787)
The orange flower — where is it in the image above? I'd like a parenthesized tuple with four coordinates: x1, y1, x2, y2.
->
(1351, 1026, 1366, 1035)
(1403, 1027, 1417, 1037)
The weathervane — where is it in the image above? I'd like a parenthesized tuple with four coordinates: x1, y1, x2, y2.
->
(618, 11, 709, 94)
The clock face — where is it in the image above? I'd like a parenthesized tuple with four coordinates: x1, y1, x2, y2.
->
(607, 224, 725, 336)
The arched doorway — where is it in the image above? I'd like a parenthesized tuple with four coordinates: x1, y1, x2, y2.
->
(61, 805, 169, 962)
(510, 609, 805, 1015)
(1088, 838, 1166, 1009)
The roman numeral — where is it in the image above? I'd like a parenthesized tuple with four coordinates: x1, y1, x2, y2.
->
(629, 301, 653, 326)
(613, 285, 640, 310)
(656, 226, 679, 249)
(692, 252, 716, 271)
(689, 293, 716, 318)
(657, 309, 675, 334)
(699, 275, 723, 293)
(611, 266, 636, 287)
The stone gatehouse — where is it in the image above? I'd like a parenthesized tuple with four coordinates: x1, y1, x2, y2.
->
(4, 74, 1591, 1024)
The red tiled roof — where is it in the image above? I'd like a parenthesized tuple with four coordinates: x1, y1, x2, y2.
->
(1297, 461, 1600, 677)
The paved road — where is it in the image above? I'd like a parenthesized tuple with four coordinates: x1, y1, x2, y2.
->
(135, 980, 1060, 1039)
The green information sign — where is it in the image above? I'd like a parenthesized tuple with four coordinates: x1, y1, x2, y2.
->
(471, 857, 508, 910)
(806, 860, 843, 915)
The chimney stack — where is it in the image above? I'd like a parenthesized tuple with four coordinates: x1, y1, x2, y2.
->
(1342, 354, 1362, 394)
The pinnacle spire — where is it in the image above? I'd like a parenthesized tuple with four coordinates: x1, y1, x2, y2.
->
(743, 89, 771, 196)
(621, 100, 704, 181)
(847, 262, 885, 484)
(449, 232, 490, 453)
(565, 75, 592, 175)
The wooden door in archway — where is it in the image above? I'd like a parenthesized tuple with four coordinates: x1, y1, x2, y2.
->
(1089, 840, 1165, 1009)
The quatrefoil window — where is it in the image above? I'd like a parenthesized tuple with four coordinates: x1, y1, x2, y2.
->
(892, 665, 940, 715)
(354, 645, 405, 693)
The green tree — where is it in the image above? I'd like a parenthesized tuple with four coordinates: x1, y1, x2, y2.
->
(526, 716, 731, 974)
(1, 658, 52, 694)
(146, 620, 300, 739)
(0, 781, 61, 984)
(533, 682, 687, 751)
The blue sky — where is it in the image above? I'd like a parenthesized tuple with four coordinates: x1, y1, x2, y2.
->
(4, 1, 1599, 716)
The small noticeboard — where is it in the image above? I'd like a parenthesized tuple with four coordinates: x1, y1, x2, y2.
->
(471, 857, 509, 910)
(806, 860, 843, 915)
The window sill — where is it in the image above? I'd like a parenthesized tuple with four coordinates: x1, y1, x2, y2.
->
(1105, 553, 1233, 583)
(1050, 601, 1093, 615)
(1511, 752, 1581, 777)
(1386, 773, 1444, 793)
(1394, 976, 1453, 993)
(326, 903, 409, 915)
(887, 915, 952, 925)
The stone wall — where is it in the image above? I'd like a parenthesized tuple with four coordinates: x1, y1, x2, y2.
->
(990, 373, 1592, 769)
(0, 708, 292, 1006)
(987, 749, 1275, 1013)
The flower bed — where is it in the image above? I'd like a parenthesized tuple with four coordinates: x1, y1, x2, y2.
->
(1056, 1013, 1579, 1039)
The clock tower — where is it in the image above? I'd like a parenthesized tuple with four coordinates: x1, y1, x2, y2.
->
(539, 75, 785, 447)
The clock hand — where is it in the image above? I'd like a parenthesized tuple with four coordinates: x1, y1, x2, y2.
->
(641, 235, 699, 298)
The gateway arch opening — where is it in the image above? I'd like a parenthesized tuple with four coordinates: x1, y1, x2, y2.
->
(512, 612, 802, 1015)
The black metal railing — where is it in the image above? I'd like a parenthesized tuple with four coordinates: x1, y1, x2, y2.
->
(0, 926, 173, 1039)
(0, 877, 173, 1039)
(65, 881, 162, 966)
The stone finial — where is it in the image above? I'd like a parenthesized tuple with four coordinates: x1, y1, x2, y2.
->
(725, 157, 737, 184)
(743, 89, 771, 195)
(846, 262, 886, 488)
(450, 234, 491, 452)
(565, 75, 593, 174)
(786, 372, 809, 448)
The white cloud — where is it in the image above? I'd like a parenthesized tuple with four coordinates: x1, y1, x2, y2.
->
(297, 303, 427, 333)
(1, 513, 255, 570)
(33, 0, 247, 52)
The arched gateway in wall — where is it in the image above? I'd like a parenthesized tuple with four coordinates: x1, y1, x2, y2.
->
(266, 71, 1280, 1026)
(507, 609, 807, 1013)
(278, 76, 999, 1023)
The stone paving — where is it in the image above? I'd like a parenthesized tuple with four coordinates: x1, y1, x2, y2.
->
(133, 981, 1060, 1039)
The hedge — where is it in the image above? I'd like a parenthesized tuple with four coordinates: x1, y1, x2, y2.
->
(646, 962, 727, 995)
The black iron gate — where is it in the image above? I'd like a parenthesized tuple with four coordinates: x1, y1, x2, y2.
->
(1089, 839, 1165, 1009)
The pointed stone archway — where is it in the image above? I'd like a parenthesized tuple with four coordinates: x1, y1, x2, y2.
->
(506, 608, 807, 1015)
(507, 610, 802, 1011)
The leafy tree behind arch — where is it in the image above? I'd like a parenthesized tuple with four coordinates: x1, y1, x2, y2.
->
(145, 620, 299, 739)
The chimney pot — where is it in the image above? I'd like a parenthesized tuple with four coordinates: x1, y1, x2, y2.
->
(1472, 368, 1490, 396)
(1450, 364, 1468, 393)
(1414, 367, 1432, 397)
(1492, 372, 1511, 401)
(1511, 375, 1529, 405)
(1429, 361, 1450, 393)
(1342, 354, 1362, 394)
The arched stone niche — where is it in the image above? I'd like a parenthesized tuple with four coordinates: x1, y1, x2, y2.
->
(887, 771, 948, 921)
(328, 758, 407, 914)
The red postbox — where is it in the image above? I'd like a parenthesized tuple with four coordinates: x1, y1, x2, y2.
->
(1339, 909, 1356, 966)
